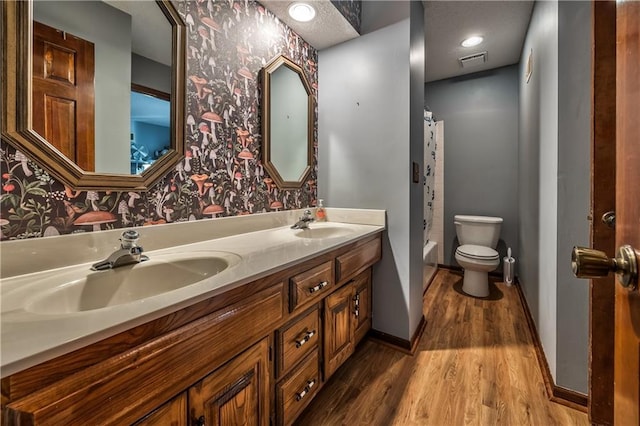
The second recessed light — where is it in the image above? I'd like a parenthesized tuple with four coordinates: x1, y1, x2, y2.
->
(461, 36, 484, 48)
(289, 2, 316, 22)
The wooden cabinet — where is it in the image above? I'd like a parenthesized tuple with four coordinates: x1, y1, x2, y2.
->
(276, 307, 320, 377)
(133, 393, 187, 426)
(2, 284, 284, 425)
(324, 284, 355, 379)
(289, 261, 333, 313)
(335, 238, 381, 282)
(1, 233, 381, 426)
(324, 269, 373, 379)
(353, 269, 372, 345)
(189, 339, 270, 426)
(276, 350, 320, 426)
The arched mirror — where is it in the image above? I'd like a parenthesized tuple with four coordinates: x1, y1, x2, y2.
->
(1, 0, 185, 191)
(261, 55, 314, 189)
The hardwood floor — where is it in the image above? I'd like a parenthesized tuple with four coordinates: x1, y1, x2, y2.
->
(295, 269, 589, 425)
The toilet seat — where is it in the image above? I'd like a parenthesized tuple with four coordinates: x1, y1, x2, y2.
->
(455, 244, 499, 261)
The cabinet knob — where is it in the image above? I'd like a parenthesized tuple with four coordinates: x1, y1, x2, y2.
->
(295, 329, 316, 348)
(295, 379, 316, 401)
(308, 281, 328, 294)
(194, 415, 205, 426)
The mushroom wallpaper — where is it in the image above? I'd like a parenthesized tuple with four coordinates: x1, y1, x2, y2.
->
(0, 0, 318, 240)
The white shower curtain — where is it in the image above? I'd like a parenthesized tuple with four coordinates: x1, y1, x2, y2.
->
(424, 111, 436, 244)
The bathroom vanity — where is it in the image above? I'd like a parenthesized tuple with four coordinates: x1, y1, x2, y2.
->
(0, 209, 384, 425)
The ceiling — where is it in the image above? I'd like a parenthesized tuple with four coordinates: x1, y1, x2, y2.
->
(260, 0, 360, 50)
(424, 1, 534, 82)
(261, 0, 533, 83)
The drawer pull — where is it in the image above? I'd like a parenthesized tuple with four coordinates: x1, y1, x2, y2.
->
(295, 379, 316, 401)
(295, 330, 316, 348)
(308, 281, 328, 294)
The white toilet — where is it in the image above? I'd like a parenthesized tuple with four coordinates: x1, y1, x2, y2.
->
(454, 215, 503, 297)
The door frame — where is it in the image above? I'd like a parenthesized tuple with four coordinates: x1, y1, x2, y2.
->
(589, 2, 616, 424)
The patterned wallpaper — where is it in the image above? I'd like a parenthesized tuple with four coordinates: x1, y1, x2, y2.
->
(330, 0, 361, 34)
(0, 0, 318, 240)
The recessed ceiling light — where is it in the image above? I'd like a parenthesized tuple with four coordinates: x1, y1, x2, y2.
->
(288, 2, 316, 22)
(461, 36, 484, 48)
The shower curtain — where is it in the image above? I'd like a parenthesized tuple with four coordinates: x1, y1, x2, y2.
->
(424, 110, 436, 244)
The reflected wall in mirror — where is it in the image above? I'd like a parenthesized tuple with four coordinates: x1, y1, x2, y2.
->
(1, 0, 185, 190)
(261, 55, 313, 189)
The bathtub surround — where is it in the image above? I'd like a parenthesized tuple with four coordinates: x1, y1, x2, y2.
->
(424, 65, 519, 268)
(0, 0, 318, 240)
(319, 1, 424, 343)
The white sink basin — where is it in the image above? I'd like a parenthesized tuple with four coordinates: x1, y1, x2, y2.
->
(19, 252, 241, 315)
(293, 223, 356, 240)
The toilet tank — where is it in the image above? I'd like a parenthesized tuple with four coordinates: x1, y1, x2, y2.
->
(454, 215, 503, 248)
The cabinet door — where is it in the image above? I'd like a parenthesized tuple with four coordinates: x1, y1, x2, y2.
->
(352, 270, 372, 345)
(189, 338, 270, 426)
(324, 284, 354, 379)
(133, 392, 187, 426)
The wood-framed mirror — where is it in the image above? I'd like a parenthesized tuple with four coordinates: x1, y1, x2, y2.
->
(261, 55, 314, 189)
(1, 0, 186, 191)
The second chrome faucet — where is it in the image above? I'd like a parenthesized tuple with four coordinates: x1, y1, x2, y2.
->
(291, 210, 315, 230)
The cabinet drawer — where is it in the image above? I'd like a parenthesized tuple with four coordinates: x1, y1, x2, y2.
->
(277, 307, 319, 377)
(277, 350, 320, 426)
(336, 237, 381, 282)
(289, 261, 333, 312)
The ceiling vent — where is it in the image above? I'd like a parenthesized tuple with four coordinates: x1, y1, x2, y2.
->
(459, 51, 487, 68)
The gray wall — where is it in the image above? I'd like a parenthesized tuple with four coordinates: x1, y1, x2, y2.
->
(556, 0, 591, 394)
(132, 53, 172, 95)
(318, 1, 425, 340)
(34, 1, 131, 174)
(408, 1, 425, 336)
(518, 0, 559, 385)
(424, 66, 519, 266)
(360, 1, 410, 35)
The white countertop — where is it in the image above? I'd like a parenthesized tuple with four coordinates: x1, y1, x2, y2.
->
(0, 208, 385, 378)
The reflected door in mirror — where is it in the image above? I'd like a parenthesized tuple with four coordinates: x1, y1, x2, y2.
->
(32, 21, 95, 171)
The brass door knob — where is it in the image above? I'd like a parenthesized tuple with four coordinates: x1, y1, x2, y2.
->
(572, 245, 640, 289)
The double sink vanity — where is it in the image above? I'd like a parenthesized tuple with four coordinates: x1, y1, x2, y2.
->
(1, 208, 385, 425)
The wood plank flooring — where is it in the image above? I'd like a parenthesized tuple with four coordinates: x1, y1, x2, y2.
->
(295, 269, 588, 425)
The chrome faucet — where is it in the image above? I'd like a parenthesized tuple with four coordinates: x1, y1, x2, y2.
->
(91, 230, 149, 271)
(291, 209, 315, 230)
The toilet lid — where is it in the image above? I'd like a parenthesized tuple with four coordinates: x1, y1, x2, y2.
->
(456, 244, 499, 260)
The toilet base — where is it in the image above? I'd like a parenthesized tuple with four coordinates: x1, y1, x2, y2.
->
(462, 269, 490, 298)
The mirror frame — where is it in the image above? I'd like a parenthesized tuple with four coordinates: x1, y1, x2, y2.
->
(261, 55, 314, 190)
(1, 0, 186, 191)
